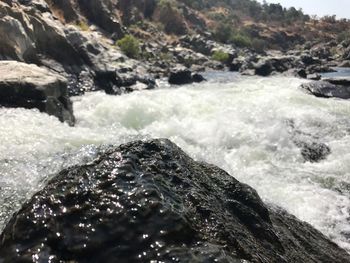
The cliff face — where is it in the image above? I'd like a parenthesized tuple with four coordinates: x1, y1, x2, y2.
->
(0, 0, 159, 96)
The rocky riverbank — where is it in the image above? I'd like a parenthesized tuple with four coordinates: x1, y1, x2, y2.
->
(1, 139, 349, 262)
(1, 0, 350, 125)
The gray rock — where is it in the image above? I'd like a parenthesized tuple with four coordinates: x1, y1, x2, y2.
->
(0, 139, 348, 262)
(0, 5, 36, 61)
(310, 45, 331, 60)
(168, 67, 205, 85)
(301, 81, 350, 99)
(168, 67, 193, 85)
(254, 60, 274, 76)
(286, 119, 331, 162)
(297, 141, 331, 163)
(307, 73, 321, 80)
(323, 77, 350, 86)
(0, 61, 75, 125)
(241, 56, 304, 77)
(338, 60, 350, 67)
(78, 0, 124, 37)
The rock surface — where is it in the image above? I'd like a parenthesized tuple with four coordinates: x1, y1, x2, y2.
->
(323, 77, 350, 86)
(0, 61, 75, 125)
(168, 67, 205, 85)
(301, 81, 350, 99)
(0, 139, 349, 262)
(286, 119, 331, 162)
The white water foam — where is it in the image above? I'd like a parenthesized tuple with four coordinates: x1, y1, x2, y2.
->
(1, 72, 350, 251)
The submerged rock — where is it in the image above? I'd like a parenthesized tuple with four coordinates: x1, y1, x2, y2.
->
(301, 81, 350, 99)
(295, 141, 331, 163)
(0, 139, 348, 262)
(0, 61, 75, 125)
(286, 119, 331, 163)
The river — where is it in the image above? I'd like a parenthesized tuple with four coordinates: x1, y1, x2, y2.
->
(1, 72, 350, 251)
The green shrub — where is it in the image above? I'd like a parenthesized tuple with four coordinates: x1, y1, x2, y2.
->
(116, 35, 140, 59)
(212, 50, 230, 63)
(231, 33, 252, 48)
(76, 20, 89, 31)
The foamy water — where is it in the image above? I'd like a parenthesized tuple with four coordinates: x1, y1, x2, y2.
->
(1, 72, 350, 251)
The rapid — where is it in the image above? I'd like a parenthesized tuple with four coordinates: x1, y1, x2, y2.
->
(1, 72, 350, 251)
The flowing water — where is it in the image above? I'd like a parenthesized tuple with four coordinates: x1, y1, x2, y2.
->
(1, 72, 350, 251)
(322, 67, 350, 78)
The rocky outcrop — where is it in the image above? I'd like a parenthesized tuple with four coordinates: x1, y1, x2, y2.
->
(77, 0, 124, 37)
(0, 139, 349, 262)
(240, 56, 302, 77)
(237, 52, 338, 78)
(0, 1, 155, 96)
(0, 61, 75, 125)
(310, 44, 332, 60)
(168, 67, 205, 85)
(301, 81, 350, 99)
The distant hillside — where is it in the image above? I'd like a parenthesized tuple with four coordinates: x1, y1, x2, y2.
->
(44, 0, 350, 52)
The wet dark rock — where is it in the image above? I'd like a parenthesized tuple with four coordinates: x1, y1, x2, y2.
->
(0, 61, 75, 125)
(254, 60, 273, 76)
(297, 141, 331, 163)
(95, 70, 156, 95)
(230, 60, 243, 72)
(306, 64, 336, 75)
(286, 120, 331, 162)
(192, 73, 206, 83)
(0, 139, 349, 263)
(168, 67, 193, 85)
(323, 77, 350, 86)
(168, 67, 206, 85)
(307, 73, 321, 80)
(301, 81, 350, 99)
(94, 70, 120, 95)
(301, 54, 318, 66)
(296, 68, 307, 78)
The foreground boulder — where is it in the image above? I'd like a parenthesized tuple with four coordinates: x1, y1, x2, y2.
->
(301, 81, 350, 99)
(0, 139, 349, 262)
(0, 61, 75, 125)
